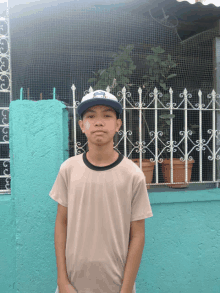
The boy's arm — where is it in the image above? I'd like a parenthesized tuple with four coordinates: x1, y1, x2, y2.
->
(55, 204, 69, 286)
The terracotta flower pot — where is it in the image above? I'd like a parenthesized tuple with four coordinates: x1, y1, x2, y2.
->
(132, 158, 155, 189)
(161, 158, 195, 188)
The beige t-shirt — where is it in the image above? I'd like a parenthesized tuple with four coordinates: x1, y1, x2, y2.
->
(49, 150, 153, 293)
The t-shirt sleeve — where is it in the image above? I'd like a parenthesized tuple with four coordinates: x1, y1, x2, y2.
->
(49, 165, 68, 207)
(131, 172, 153, 222)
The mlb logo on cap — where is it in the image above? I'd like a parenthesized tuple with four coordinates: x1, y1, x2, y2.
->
(93, 91, 106, 99)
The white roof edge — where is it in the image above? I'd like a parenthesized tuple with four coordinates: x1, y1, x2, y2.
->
(176, 0, 220, 7)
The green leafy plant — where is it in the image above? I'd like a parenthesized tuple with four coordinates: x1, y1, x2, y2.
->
(88, 44, 136, 95)
(87, 44, 198, 160)
(142, 46, 181, 159)
(143, 46, 177, 94)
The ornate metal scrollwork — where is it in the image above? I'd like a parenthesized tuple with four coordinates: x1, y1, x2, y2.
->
(0, 8, 11, 193)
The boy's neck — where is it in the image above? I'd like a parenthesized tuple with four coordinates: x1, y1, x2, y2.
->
(86, 149, 119, 167)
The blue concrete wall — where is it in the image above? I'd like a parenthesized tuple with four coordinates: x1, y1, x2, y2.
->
(1, 99, 69, 293)
(141, 190, 220, 293)
(0, 99, 220, 293)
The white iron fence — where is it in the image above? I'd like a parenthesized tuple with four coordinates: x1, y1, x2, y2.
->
(0, 2, 12, 194)
(1, 84, 220, 194)
(71, 85, 220, 188)
(0, 107, 10, 193)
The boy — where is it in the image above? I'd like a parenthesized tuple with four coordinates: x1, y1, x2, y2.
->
(49, 90, 153, 293)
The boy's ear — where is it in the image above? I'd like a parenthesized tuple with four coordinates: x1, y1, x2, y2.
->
(78, 120, 82, 129)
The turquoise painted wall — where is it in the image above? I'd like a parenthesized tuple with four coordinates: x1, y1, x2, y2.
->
(0, 99, 219, 293)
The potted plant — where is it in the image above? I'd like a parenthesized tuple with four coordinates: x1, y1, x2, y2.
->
(142, 46, 196, 188)
(88, 44, 156, 189)
(160, 122, 197, 188)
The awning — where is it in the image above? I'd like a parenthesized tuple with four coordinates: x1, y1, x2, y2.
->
(121, 0, 220, 40)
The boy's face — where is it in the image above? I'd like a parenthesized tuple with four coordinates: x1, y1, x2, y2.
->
(78, 105, 122, 142)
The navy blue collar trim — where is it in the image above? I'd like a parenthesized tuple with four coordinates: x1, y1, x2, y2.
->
(83, 150, 124, 171)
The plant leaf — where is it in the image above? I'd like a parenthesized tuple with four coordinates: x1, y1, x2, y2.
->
(167, 114, 175, 119)
(190, 124, 199, 128)
(146, 55, 154, 61)
(152, 46, 165, 54)
(153, 56, 160, 62)
(159, 114, 167, 119)
(88, 78, 97, 83)
(159, 114, 175, 119)
(167, 74, 177, 79)
(160, 83, 167, 90)
(116, 66, 121, 75)
(100, 69, 106, 76)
